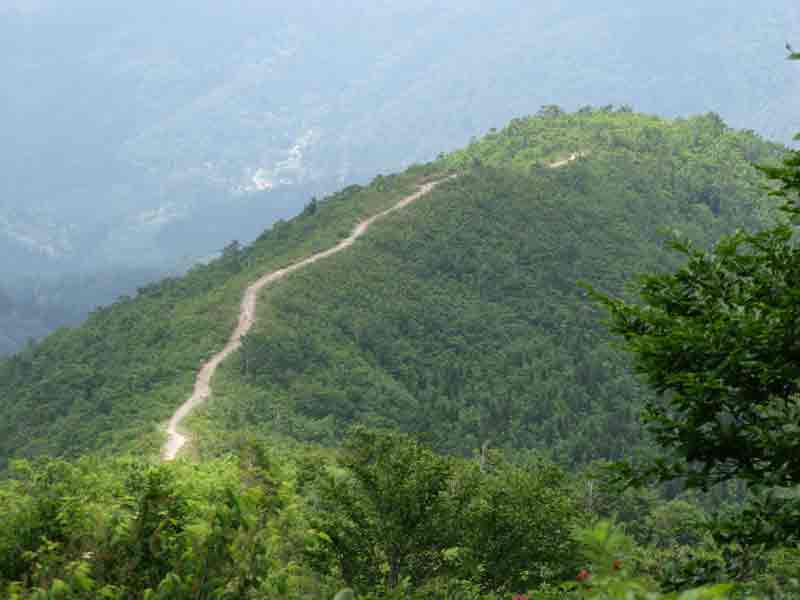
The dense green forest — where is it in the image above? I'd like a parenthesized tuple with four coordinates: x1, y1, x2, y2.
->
(200, 109, 783, 465)
(2, 107, 799, 598)
(1, 429, 797, 599)
(3, 2, 796, 407)
(0, 109, 784, 471)
(0, 167, 438, 469)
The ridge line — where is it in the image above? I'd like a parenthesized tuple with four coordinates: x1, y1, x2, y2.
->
(161, 175, 454, 460)
(162, 150, 581, 461)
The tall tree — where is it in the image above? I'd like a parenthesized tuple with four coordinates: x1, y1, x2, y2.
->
(589, 50, 800, 544)
(307, 427, 452, 589)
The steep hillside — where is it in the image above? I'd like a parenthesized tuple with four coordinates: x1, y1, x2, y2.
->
(199, 110, 785, 465)
(0, 267, 170, 357)
(0, 167, 443, 469)
(0, 110, 785, 470)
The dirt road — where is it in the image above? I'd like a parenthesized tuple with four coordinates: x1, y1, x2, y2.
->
(162, 152, 584, 461)
(548, 152, 587, 169)
(162, 177, 451, 460)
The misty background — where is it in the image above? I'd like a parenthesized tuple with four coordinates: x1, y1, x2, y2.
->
(1, 0, 798, 354)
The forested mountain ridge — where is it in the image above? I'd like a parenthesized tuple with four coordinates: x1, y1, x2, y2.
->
(3, 1, 797, 364)
(198, 109, 785, 463)
(0, 167, 444, 470)
(0, 109, 786, 471)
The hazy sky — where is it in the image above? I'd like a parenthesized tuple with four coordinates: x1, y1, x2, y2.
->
(0, 1, 797, 277)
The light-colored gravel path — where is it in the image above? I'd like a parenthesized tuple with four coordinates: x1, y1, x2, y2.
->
(162, 151, 584, 461)
(162, 177, 452, 460)
(548, 152, 587, 169)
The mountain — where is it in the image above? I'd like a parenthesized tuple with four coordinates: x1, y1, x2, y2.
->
(0, 109, 785, 471)
(0, 287, 51, 356)
(1, 1, 798, 282)
(0, 267, 172, 356)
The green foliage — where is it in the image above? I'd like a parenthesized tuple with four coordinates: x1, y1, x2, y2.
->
(306, 427, 454, 589)
(304, 428, 579, 593)
(0, 170, 431, 470)
(588, 120, 800, 550)
(0, 267, 169, 358)
(458, 457, 580, 590)
(0, 445, 324, 600)
(583, 48, 800, 579)
(564, 522, 736, 599)
(0, 110, 791, 598)
(590, 223, 800, 490)
(203, 109, 779, 466)
(0, 438, 782, 600)
(0, 110, 782, 474)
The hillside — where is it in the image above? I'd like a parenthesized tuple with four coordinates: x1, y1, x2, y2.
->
(0, 267, 169, 357)
(0, 167, 443, 469)
(2, 2, 796, 362)
(198, 110, 785, 464)
(0, 109, 784, 472)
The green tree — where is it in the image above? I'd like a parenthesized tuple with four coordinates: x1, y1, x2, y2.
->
(307, 427, 452, 590)
(306, 428, 581, 594)
(591, 220, 800, 490)
(589, 52, 800, 544)
(457, 457, 579, 591)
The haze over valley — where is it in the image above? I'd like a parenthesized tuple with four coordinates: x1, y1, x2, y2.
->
(1, 2, 799, 355)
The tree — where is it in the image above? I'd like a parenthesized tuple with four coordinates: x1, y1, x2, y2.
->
(591, 220, 800, 490)
(588, 51, 800, 542)
(306, 428, 581, 593)
(537, 104, 564, 118)
(457, 457, 579, 591)
(303, 196, 319, 215)
(306, 427, 452, 590)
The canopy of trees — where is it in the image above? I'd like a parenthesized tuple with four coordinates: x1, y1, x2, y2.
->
(591, 56, 800, 549)
(1, 431, 787, 599)
(204, 109, 784, 466)
(0, 109, 785, 473)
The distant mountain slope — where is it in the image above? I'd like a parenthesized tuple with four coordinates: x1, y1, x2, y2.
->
(0, 167, 439, 468)
(201, 110, 785, 464)
(0, 110, 785, 470)
(0, 1, 797, 279)
(0, 267, 170, 357)
(0, 288, 50, 356)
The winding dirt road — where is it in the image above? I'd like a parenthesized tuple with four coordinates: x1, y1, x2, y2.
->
(162, 152, 584, 461)
(162, 177, 452, 460)
(548, 152, 587, 169)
